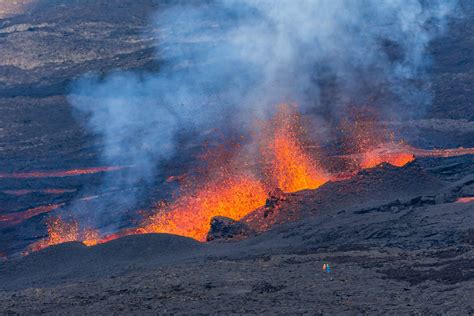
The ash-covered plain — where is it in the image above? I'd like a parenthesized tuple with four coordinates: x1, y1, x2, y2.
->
(0, 0, 474, 314)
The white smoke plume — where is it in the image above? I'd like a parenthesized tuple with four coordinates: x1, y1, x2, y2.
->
(68, 0, 457, 230)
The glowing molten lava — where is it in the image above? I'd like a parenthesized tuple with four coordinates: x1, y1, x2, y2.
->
(0, 204, 63, 227)
(136, 104, 324, 240)
(359, 146, 415, 169)
(353, 143, 474, 169)
(141, 174, 267, 241)
(262, 104, 328, 192)
(28, 217, 79, 252)
(339, 108, 416, 169)
(27, 217, 100, 253)
(44, 217, 79, 245)
(25, 104, 474, 255)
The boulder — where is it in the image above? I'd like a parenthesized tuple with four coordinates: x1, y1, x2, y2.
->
(206, 216, 250, 241)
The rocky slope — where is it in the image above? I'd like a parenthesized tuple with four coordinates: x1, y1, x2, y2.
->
(1, 157, 473, 313)
(0, 1, 473, 314)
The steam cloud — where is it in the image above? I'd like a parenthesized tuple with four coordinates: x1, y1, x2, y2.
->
(68, 0, 457, 230)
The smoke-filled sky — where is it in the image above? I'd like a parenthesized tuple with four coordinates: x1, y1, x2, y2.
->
(68, 0, 457, 229)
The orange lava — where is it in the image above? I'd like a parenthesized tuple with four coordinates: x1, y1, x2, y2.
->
(0, 166, 125, 179)
(27, 105, 474, 253)
(136, 104, 327, 242)
(0, 204, 63, 227)
(98, 228, 144, 244)
(356, 144, 474, 169)
(141, 174, 268, 241)
(81, 229, 101, 246)
(262, 104, 328, 192)
(28, 217, 79, 252)
(359, 147, 415, 169)
(456, 197, 474, 203)
(27, 217, 101, 253)
(338, 108, 415, 169)
(340, 108, 474, 169)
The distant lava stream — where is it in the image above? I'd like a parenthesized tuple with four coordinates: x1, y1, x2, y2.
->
(337, 144, 474, 171)
(0, 166, 126, 179)
(0, 166, 126, 230)
(0, 204, 63, 228)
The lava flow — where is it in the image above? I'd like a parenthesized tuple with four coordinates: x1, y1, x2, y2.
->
(262, 104, 328, 192)
(138, 104, 329, 240)
(0, 166, 125, 179)
(359, 146, 416, 169)
(0, 204, 63, 228)
(348, 143, 474, 169)
(141, 174, 268, 241)
(27, 217, 100, 253)
(30, 104, 328, 247)
(25, 104, 474, 253)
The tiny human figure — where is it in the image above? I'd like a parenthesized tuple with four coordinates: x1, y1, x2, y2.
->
(323, 263, 331, 272)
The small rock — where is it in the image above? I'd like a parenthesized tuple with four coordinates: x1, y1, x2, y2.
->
(264, 188, 287, 217)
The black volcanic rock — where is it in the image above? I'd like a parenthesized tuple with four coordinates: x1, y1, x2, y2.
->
(263, 188, 287, 218)
(206, 216, 250, 241)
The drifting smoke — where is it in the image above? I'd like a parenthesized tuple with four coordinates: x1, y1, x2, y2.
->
(68, 0, 457, 230)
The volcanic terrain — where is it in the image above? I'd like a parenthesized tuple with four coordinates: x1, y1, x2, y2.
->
(0, 0, 474, 314)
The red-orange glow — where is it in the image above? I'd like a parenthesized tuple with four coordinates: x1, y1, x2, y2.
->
(98, 228, 144, 244)
(135, 104, 326, 242)
(359, 147, 415, 169)
(339, 108, 415, 169)
(356, 144, 474, 169)
(28, 217, 80, 253)
(25, 105, 474, 253)
(46, 217, 80, 245)
(0, 166, 125, 179)
(141, 175, 268, 241)
(27, 217, 101, 253)
(81, 229, 101, 246)
(262, 104, 328, 192)
(0, 204, 63, 227)
(456, 197, 474, 203)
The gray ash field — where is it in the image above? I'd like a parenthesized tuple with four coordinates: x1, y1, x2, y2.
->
(1, 0, 474, 314)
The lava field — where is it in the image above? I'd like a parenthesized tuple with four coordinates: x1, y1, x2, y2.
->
(0, 0, 473, 314)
